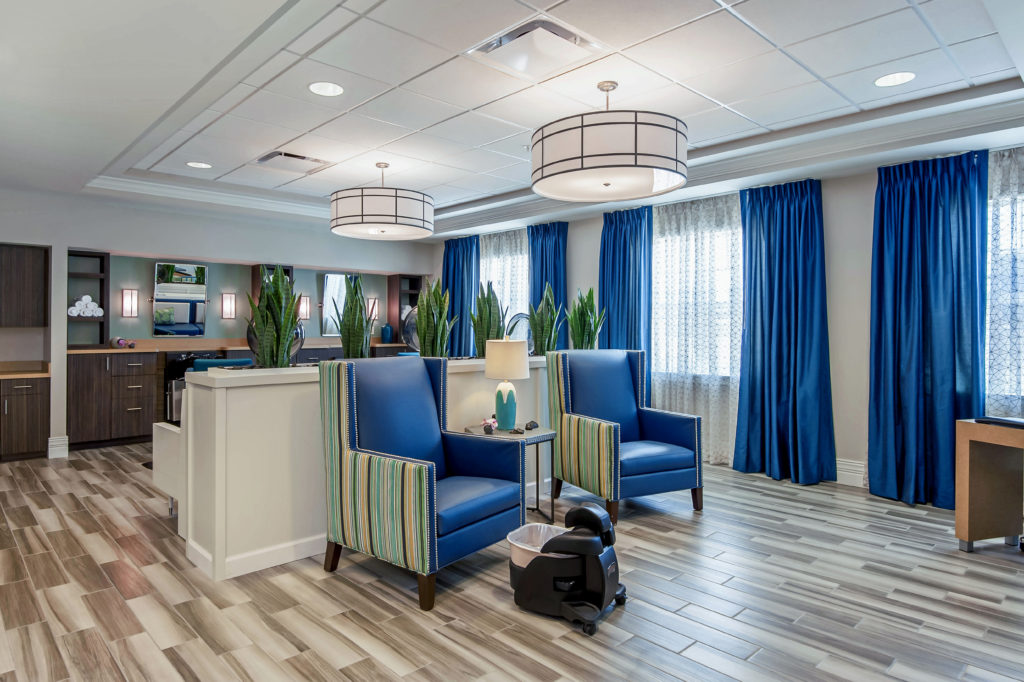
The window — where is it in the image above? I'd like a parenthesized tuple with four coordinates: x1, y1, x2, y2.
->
(651, 195, 742, 464)
(986, 147, 1024, 417)
(479, 228, 530, 327)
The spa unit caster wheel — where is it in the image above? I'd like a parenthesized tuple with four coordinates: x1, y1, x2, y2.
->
(581, 622, 598, 636)
(615, 594, 627, 606)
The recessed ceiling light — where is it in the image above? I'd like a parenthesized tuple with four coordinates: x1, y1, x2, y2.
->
(186, 161, 212, 169)
(309, 81, 344, 97)
(874, 72, 916, 88)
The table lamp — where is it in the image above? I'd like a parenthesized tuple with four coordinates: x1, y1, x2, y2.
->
(485, 338, 529, 431)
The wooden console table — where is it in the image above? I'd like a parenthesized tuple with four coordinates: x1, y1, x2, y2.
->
(955, 419, 1024, 552)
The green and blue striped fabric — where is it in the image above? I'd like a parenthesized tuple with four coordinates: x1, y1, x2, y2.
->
(319, 361, 434, 575)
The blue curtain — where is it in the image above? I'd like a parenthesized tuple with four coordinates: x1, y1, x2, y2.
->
(733, 179, 837, 485)
(868, 151, 988, 509)
(441, 235, 479, 357)
(599, 206, 652, 403)
(528, 222, 569, 349)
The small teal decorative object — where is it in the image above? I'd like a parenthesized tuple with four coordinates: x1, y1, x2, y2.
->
(495, 382, 517, 430)
(380, 323, 393, 344)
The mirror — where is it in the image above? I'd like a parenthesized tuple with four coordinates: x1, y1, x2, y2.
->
(153, 263, 207, 336)
(321, 273, 347, 336)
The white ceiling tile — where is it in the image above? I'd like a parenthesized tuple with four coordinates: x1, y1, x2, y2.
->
(276, 172, 351, 197)
(231, 90, 339, 130)
(353, 89, 462, 129)
(202, 115, 301, 156)
(332, 150, 426, 178)
(369, 0, 535, 52)
(733, 0, 906, 46)
(263, 59, 391, 111)
(312, 18, 451, 85)
(243, 51, 302, 88)
(623, 11, 774, 82)
(211, 84, 256, 113)
(404, 56, 530, 109)
(539, 54, 672, 108)
(135, 129, 194, 169)
(278, 134, 366, 163)
(447, 173, 516, 193)
(615, 84, 718, 119)
(382, 163, 470, 191)
(425, 184, 481, 206)
(151, 136, 254, 178)
(379, 133, 472, 161)
(477, 87, 594, 129)
(683, 50, 816, 105)
(343, 0, 378, 13)
(181, 109, 220, 133)
(973, 67, 1018, 85)
(729, 81, 851, 126)
(218, 164, 305, 189)
(858, 80, 969, 110)
(151, 157, 223, 181)
(479, 131, 532, 159)
(438, 148, 519, 173)
(786, 9, 941, 78)
(827, 49, 963, 104)
(288, 7, 359, 55)
(948, 34, 1015, 79)
(548, 0, 718, 50)
(314, 113, 412, 147)
(765, 105, 859, 131)
(919, 0, 996, 45)
(424, 112, 525, 147)
(684, 107, 762, 144)
(486, 161, 531, 183)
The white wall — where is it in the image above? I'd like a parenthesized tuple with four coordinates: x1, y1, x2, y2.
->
(561, 172, 878, 471)
(0, 185, 437, 452)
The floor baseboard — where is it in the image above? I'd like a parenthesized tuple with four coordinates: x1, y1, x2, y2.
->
(836, 457, 867, 488)
(47, 436, 69, 459)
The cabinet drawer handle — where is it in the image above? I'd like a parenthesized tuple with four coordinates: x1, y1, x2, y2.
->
(13, 385, 32, 389)
(127, 363, 143, 367)
(126, 407, 142, 412)
(127, 385, 142, 389)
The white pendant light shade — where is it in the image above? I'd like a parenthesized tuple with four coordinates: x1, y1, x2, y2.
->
(531, 82, 688, 202)
(330, 187, 434, 240)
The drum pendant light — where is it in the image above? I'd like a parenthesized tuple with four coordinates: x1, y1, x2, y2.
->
(330, 162, 434, 240)
(531, 81, 688, 202)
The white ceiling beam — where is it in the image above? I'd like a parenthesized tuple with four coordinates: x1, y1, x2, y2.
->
(982, 0, 1024, 85)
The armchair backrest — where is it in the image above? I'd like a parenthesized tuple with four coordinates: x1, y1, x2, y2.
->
(347, 356, 448, 478)
(549, 350, 645, 442)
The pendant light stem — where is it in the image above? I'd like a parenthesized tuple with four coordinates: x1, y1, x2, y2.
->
(376, 161, 389, 188)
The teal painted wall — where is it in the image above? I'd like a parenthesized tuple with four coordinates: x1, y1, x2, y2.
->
(292, 268, 387, 338)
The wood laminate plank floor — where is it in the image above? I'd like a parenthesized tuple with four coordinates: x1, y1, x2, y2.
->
(0, 444, 1022, 681)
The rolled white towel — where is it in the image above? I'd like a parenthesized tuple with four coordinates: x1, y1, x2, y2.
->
(95, 307, 104, 317)
(81, 294, 92, 304)
(67, 306, 80, 317)
(74, 300, 85, 309)
(85, 301, 98, 310)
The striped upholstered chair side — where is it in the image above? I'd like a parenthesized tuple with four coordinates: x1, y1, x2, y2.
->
(547, 350, 703, 523)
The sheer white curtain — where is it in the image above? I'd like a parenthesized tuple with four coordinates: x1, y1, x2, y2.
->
(479, 228, 530, 325)
(652, 194, 743, 464)
(987, 147, 1024, 417)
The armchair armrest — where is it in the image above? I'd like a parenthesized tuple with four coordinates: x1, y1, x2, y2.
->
(557, 413, 620, 500)
(639, 408, 701, 454)
(442, 432, 525, 482)
(328, 447, 437, 575)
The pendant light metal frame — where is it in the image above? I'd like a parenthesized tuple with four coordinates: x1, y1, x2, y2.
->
(330, 162, 435, 240)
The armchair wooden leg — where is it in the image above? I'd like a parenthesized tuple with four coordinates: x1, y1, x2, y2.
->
(606, 500, 619, 524)
(417, 573, 436, 611)
(552, 477, 563, 499)
(691, 488, 703, 511)
(324, 542, 343, 572)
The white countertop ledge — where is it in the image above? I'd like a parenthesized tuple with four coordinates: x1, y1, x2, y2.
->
(187, 356, 548, 388)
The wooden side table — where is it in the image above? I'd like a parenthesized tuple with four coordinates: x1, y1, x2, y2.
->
(464, 424, 557, 523)
(955, 419, 1024, 552)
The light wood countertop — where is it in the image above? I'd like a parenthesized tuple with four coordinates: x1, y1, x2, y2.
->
(0, 370, 50, 379)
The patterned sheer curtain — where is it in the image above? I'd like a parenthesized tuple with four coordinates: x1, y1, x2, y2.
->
(987, 147, 1024, 417)
(652, 194, 743, 464)
(479, 228, 530, 326)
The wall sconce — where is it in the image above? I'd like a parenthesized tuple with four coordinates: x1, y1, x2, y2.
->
(121, 289, 138, 318)
(367, 297, 379, 321)
(298, 295, 311, 320)
(221, 293, 236, 320)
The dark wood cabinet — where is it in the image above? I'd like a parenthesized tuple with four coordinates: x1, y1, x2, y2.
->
(0, 244, 48, 327)
(0, 379, 49, 458)
(67, 352, 159, 444)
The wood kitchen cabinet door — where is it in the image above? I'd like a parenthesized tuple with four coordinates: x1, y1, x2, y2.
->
(0, 245, 48, 327)
(67, 354, 111, 443)
(1, 387, 49, 458)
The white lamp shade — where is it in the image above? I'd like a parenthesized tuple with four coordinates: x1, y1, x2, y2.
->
(330, 187, 434, 240)
(121, 289, 138, 318)
(485, 339, 529, 380)
(298, 295, 311, 320)
(531, 110, 687, 202)
(221, 293, 236, 319)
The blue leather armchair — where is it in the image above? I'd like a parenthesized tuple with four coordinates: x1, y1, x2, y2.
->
(319, 357, 525, 609)
(547, 350, 702, 523)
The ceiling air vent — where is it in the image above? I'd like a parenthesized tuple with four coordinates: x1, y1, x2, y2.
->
(256, 151, 328, 174)
(470, 20, 599, 80)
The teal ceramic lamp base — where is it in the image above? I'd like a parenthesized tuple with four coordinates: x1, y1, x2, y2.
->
(495, 380, 517, 431)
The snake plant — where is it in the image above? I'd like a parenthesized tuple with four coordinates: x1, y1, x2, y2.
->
(416, 278, 457, 357)
(471, 281, 507, 357)
(246, 265, 300, 368)
(331, 274, 373, 359)
(566, 287, 606, 350)
(528, 282, 563, 356)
